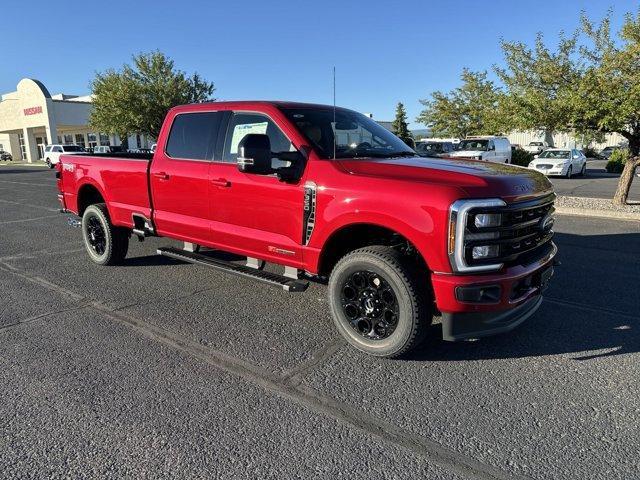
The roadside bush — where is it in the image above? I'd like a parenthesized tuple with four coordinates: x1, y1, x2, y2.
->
(606, 148, 629, 173)
(510, 148, 534, 167)
(581, 146, 599, 159)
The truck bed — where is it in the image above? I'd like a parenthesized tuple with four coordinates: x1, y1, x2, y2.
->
(59, 153, 153, 229)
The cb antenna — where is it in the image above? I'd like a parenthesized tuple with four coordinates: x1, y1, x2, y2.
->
(333, 66, 336, 160)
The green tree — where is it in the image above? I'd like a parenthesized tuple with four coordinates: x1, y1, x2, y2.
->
(90, 51, 215, 141)
(495, 31, 580, 145)
(571, 10, 640, 204)
(392, 102, 412, 145)
(417, 69, 502, 138)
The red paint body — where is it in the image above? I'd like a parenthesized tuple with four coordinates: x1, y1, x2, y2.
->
(57, 101, 556, 316)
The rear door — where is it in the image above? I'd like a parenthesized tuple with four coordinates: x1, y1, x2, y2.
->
(150, 110, 225, 244)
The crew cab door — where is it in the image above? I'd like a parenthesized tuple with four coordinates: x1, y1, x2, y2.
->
(150, 110, 225, 244)
(207, 111, 306, 266)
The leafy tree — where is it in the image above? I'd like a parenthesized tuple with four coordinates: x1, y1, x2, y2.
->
(495, 32, 580, 145)
(572, 10, 640, 204)
(391, 102, 412, 145)
(90, 51, 215, 141)
(417, 69, 502, 138)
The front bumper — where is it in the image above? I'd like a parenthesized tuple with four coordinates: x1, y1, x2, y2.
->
(529, 164, 567, 176)
(431, 242, 557, 341)
(441, 295, 543, 341)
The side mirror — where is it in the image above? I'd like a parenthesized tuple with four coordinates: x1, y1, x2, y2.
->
(534, 154, 539, 159)
(237, 134, 272, 175)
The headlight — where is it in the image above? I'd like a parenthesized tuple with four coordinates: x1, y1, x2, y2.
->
(448, 198, 506, 273)
(473, 213, 502, 228)
(472, 245, 500, 260)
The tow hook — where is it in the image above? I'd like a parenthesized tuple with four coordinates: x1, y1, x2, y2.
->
(67, 217, 81, 228)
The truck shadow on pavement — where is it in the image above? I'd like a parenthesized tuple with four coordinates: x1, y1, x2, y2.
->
(408, 230, 640, 362)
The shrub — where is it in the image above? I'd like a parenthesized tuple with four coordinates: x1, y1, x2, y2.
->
(606, 148, 629, 173)
(510, 148, 534, 167)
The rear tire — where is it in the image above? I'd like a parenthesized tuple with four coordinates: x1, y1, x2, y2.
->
(328, 246, 432, 358)
(565, 165, 572, 179)
(580, 163, 587, 176)
(81, 203, 129, 265)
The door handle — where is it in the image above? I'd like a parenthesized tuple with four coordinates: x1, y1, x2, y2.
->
(153, 172, 170, 180)
(211, 178, 230, 187)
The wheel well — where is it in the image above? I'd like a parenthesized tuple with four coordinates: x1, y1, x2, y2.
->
(317, 224, 429, 278)
(77, 184, 104, 216)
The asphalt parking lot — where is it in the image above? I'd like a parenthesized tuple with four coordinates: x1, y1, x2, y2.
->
(548, 159, 640, 201)
(1, 167, 639, 479)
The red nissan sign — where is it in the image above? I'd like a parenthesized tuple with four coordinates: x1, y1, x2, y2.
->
(23, 106, 43, 116)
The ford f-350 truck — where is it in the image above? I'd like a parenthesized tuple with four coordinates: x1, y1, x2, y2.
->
(57, 101, 556, 358)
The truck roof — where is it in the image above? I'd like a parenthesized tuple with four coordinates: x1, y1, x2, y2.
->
(171, 100, 340, 114)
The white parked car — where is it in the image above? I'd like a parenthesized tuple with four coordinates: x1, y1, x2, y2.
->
(448, 136, 512, 163)
(523, 141, 549, 155)
(528, 148, 587, 178)
(43, 144, 84, 168)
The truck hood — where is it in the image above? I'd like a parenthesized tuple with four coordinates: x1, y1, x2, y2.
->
(336, 155, 553, 201)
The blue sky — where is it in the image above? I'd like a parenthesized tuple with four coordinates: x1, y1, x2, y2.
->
(0, 0, 636, 128)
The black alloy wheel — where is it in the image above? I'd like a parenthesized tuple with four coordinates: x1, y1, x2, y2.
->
(85, 215, 107, 256)
(340, 270, 400, 340)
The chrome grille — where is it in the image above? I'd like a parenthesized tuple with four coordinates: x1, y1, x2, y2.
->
(464, 194, 555, 268)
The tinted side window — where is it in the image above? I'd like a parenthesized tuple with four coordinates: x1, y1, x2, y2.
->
(166, 112, 223, 160)
(53, 146, 62, 153)
(223, 113, 293, 164)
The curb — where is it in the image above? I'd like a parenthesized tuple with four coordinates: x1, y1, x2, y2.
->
(555, 206, 640, 222)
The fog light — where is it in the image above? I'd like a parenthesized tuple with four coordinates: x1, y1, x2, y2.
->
(456, 284, 502, 303)
(472, 245, 500, 259)
(474, 213, 502, 228)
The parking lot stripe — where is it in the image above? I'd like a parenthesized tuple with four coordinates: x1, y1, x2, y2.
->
(0, 198, 59, 212)
(0, 214, 60, 225)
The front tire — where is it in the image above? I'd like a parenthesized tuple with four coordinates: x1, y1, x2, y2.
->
(46, 158, 52, 169)
(81, 203, 129, 265)
(328, 246, 432, 358)
(580, 162, 587, 176)
(565, 165, 572, 179)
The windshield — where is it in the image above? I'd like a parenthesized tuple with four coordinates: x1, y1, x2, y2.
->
(280, 107, 414, 159)
(538, 150, 570, 159)
(416, 142, 445, 155)
(63, 145, 83, 152)
(457, 139, 488, 151)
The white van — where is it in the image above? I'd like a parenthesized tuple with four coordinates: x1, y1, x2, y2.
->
(448, 136, 512, 163)
(43, 144, 84, 168)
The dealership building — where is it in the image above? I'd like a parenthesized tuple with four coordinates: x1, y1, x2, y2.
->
(0, 78, 152, 162)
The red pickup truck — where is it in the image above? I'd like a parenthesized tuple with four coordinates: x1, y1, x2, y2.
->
(57, 101, 556, 358)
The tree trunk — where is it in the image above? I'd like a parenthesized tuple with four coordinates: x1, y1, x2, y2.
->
(612, 156, 640, 205)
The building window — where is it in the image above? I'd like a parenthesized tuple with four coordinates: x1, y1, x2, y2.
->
(136, 134, 142, 149)
(99, 134, 110, 146)
(75, 134, 86, 148)
(57, 135, 62, 144)
(63, 134, 73, 144)
(18, 133, 27, 160)
(87, 133, 98, 149)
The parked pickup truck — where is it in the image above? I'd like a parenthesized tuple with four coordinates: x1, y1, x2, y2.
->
(57, 101, 557, 358)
